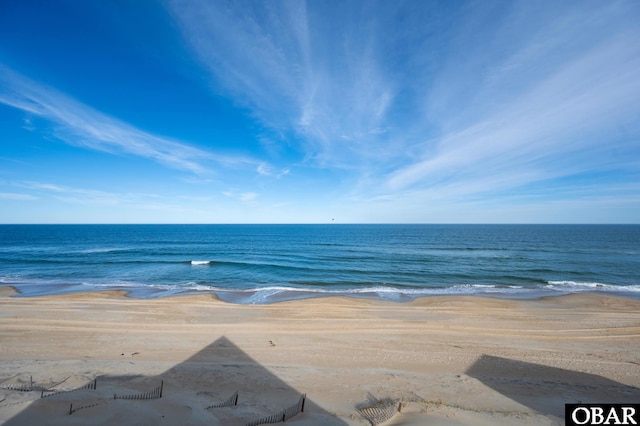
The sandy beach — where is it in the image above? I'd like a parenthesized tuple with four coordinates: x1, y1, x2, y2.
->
(0, 286, 638, 425)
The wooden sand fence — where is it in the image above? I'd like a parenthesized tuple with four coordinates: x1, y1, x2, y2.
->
(357, 397, 401, 426)
(67, 380, 162, 415)
(41, 379, 97, 398)
(0, 376, 33, 392)
(245, 393, 306, 426)
(206, 390, 239, 409)
(68, 400, 104, 415)
(113, 380, 163, 401)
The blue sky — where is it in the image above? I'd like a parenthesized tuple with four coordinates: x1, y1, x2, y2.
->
(1, 0, 639, 223)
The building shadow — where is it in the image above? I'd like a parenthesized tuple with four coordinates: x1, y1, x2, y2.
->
(465, 354, 640, 418)
(2, 336, 348, 425)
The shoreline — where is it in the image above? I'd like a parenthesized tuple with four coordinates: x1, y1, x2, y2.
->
(1, 286, 639, 425)
(6, 283, 640, 305)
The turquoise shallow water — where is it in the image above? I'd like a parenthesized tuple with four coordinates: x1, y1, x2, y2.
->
(0, 224, 638, 303)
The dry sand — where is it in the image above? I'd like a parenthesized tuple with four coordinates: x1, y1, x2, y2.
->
(0, 286, 638, 425)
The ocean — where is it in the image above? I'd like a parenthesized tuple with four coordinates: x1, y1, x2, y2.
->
(0, 224, 638, 304)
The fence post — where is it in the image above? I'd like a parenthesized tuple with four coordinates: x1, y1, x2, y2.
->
(69, 403, 73, 415)
(160, 380, 163, 398)
(301, 394, 306, 412)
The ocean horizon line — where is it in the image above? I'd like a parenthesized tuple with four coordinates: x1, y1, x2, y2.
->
(1, 223, 639, 226)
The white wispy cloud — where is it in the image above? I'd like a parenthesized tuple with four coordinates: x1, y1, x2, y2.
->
(1, 181, 228, 224)
(20, 181, 138, 205)
(256, 163, 272, 176)
(223, 190, 258, 204)
(167, 0, 400, 168)
(0, 192, 37, 200)
(387, 6, 640, 195)
(0, 157, 29, 166)
(168, 0, 640, 208)
(256, 163, 290, 178)
(0, 65, 259, 175)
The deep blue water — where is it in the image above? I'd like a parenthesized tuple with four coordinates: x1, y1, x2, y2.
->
(0, 224, 638, 303)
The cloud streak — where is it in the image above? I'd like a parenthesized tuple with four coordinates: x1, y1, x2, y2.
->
(19, 181, 141, 205)
(223, 190, 258, 205)
(0, 65, 255, 175)
(0, 181, 221, 224)
(168, 0, 640, 208)
(0, 192, 37, 201)
(387, 8, 640, 194)
(168, 0, 401, 168)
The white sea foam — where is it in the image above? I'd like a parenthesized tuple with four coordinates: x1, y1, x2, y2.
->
(190, 260, 211, 266)
(546, 281, 640, 293)
(203, 283, 536, 304)
(11, 280, 640, 304)
(222, 282, 637, 304)
(77, 247, 129, 254)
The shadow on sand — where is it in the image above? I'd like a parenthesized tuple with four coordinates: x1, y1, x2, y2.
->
(2, 336, 348, 425)
(466, 354, 640, 418)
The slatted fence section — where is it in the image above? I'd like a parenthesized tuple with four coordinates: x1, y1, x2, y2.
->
(282, 393, 306, 421)
(68, 400, 104, 415)
(0, 375, 17, 388)
(206, 390, 239, 409)
(358, 398, 401, 426)
(113, 380, 163, 400)
(41, 379, 97, 398)
(0, 376, 33, 392)
(245, 393, 306, 426)
(0, 400, 30, 409)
